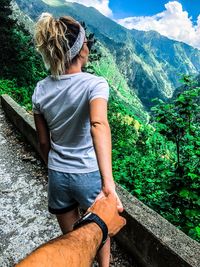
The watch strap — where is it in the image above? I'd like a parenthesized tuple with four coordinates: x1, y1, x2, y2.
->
(73, 212, 108, 249)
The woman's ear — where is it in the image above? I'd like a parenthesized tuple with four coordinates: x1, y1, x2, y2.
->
(78, 51, 84, 59)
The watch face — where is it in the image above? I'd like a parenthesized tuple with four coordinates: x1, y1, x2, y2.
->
(73, 212, 93, 229)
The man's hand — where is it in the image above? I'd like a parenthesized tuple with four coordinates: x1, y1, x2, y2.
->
(95, 183, 124, 213)
(89, 194, 126, 236)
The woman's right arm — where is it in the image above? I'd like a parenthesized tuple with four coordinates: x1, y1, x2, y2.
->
(89, 98, 123, 212)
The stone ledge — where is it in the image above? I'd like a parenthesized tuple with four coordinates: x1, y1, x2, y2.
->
(1, 94, 200, 267)
(1, 94, 39, 154)
(116, 185, 200, 267)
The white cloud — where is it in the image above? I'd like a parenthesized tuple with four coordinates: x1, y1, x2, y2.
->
(117, 1, 200, 49)
(65, 0, 113, 17)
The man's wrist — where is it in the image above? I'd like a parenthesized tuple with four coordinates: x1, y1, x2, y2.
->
(72, 223, 103, 252)
(73, 212, 108, 249)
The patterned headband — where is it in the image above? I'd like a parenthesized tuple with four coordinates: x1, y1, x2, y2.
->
(67, 23, 86, 60)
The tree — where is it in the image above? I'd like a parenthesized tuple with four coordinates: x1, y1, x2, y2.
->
(151, 75, 200, 241)
(0, 0, 17, 78)
(0, 0, 46, 87)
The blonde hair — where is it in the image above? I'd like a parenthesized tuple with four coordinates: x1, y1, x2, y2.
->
(34, 13, 80, 78)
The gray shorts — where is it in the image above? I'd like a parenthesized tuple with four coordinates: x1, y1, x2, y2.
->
(48, 169, 102, 214)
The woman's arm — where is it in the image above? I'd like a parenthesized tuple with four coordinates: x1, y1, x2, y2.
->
(34, 114, 50, 165)
(89, 98, 123, 212)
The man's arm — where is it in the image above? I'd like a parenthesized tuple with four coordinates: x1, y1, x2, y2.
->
(16, 195, 126, 267)
(34, 114, 50, 165)
(16, 223, 102, 267)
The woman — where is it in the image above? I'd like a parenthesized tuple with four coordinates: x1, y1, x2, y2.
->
(32, 13, 123, 267)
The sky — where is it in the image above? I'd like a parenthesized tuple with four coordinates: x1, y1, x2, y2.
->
(64, 0, 200, 50)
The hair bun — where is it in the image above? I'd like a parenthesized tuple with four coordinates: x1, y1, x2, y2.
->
(34, 14, 81, 78)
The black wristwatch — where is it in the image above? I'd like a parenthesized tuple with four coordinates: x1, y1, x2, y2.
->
(73, 212, 108, 249)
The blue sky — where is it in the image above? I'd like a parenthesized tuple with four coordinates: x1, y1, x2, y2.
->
(65, 1, 200, 49)
(109, 0, 199, 23)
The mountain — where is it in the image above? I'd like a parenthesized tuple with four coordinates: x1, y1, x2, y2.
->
(11, 1, 34, 33)
(131, 29, 200, 101)
(15, 0, 200, 110)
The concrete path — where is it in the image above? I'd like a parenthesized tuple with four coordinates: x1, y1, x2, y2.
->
(0, 105, 61, 266)
(0, 104, 136, 267)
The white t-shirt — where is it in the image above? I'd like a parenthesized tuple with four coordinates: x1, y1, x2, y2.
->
(32, 72, 109, 173)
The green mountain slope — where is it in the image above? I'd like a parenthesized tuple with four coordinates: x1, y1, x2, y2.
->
(89, 43, 148, 122)
(15, 0, 200, 110)
(131, 30, 200, 103)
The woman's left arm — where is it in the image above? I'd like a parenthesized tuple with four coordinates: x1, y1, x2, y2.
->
(34, 114, 50, 165)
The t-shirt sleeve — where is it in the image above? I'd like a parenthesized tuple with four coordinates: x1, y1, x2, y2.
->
(89, 77, 109, 102)
(32, 82, 41, 114)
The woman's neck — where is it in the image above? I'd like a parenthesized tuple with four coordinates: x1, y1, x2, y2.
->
(65, 62, 82, 74)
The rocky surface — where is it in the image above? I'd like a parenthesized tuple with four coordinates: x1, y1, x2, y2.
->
(0, 104, 137, 267)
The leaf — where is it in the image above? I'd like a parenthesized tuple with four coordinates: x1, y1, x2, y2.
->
(134, 189, 142, 195)
(195, 226, 200, 236)
(188, 173, 199, 180)
(179, 189, 189, 198)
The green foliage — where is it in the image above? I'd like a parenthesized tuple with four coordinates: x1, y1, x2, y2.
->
(0, 79, 32, 110)
(107, 73, 200, 242)
(0, 0, 47, 87)
(110, 113, 175, 215)
(151, 75, 200, 241)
